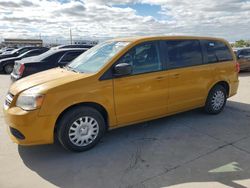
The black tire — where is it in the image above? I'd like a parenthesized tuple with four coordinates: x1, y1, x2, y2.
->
(204, 85, 227, 114)
(57, 106, 106, 152)
(4, 64, 14, 74)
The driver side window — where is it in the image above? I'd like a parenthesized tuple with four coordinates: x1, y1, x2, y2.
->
(119, 42, 162, 75)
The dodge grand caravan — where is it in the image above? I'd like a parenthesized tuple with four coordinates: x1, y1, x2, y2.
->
(3, 36, 239, 152)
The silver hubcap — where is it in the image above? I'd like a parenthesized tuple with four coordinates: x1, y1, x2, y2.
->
(211, 90, 225, 111)
(68, 116, 99, 146)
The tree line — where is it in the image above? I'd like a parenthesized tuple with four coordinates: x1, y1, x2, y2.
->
(231, 40, 250, 48)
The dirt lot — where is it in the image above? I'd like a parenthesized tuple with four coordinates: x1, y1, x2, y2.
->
(0, 72, 250, 188)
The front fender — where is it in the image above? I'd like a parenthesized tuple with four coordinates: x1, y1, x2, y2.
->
(38, 80, 117, 127)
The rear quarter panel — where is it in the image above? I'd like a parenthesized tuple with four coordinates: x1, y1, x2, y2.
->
(209, 40, 238, 97)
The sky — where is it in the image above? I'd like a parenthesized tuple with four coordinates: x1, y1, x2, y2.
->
(0, 0, 250, 43)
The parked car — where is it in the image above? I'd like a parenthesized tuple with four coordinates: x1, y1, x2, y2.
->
(51, 44, 95, 50)
(0, 48, 15, 55)
(235, 48, 250, 71)
(0, 48, 49, 74)
(11, 48, 86, 81)
(0, 47, 47, 60)
(4, 36, 239, 152)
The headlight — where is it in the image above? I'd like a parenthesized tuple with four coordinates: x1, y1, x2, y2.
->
(16, 90, 45, 111)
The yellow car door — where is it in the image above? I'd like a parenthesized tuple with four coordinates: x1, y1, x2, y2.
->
(165, 39, 212, 113)
(113, 41, 168, 125)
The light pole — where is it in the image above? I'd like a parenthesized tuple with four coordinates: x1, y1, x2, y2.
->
(70, 28, 73, 44)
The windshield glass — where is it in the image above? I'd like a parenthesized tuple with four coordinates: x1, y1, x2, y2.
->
(67, 41, 130, 73)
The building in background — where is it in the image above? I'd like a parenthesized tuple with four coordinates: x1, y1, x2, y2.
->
(2, 38, 43, 48)
(73, 40, 98, 45)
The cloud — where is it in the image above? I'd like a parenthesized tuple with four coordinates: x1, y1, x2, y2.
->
(54, 2, 86, 17)
(0, 0, 249, 43)
(0, 0, 36, 8)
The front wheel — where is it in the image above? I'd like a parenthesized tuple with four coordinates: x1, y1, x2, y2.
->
(57, 106, 106, 152)
(204, 85, 227, 114)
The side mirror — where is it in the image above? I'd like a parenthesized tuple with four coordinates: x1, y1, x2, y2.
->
(114, 63, 132, 76)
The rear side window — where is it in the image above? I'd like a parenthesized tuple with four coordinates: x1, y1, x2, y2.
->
(59, 51, 83, 63)
(28, 50, 42, 56)
(239, 49, 250, 56)
(43, 51, 65, 62)
(22, 50, 40, 58)
(204, 40, 233, 63)
(18, 48, 30, 55)
(165, 40, 203, 69)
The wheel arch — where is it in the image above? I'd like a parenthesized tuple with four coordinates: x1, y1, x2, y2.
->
(54, 102, 109, 135)
(208, 80, 230, 97)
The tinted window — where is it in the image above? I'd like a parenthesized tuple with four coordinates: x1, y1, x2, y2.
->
(118, 42, 162, 74)
(21, 50, 40, 58)
(29, 51, 39, 56)
(27, 50, 43, 56)
(204, 40, 233, 63)
(239, 49, 250, 56)
(166, 40, 203, 68)
(18, 48, 30, 55)
(59, 51, 83, 63)
(44, 51, 65, 62)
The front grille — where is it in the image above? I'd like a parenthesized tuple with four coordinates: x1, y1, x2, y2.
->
(4, 92, 14, 109)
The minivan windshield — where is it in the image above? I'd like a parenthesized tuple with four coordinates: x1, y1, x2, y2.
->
(67, 41, 130, 73)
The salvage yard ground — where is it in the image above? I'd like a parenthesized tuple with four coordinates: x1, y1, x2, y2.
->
(0, 72, 250, 188)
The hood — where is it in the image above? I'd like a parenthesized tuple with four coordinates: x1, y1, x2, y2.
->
(9, 68, 92, 95)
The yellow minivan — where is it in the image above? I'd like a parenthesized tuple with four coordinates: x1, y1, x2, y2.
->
(3, 36, 239, 152)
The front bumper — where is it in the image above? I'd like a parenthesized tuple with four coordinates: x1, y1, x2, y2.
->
(3, 106, 57, 145)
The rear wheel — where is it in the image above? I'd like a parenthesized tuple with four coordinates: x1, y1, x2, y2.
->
(4, 64, 13, 74)
(205, 85, 227, 114)
(57, 106, 106, 152)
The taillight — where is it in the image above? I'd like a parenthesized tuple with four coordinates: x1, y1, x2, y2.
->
(236, 62, 240, 73)
(19, 64, 25, 76)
